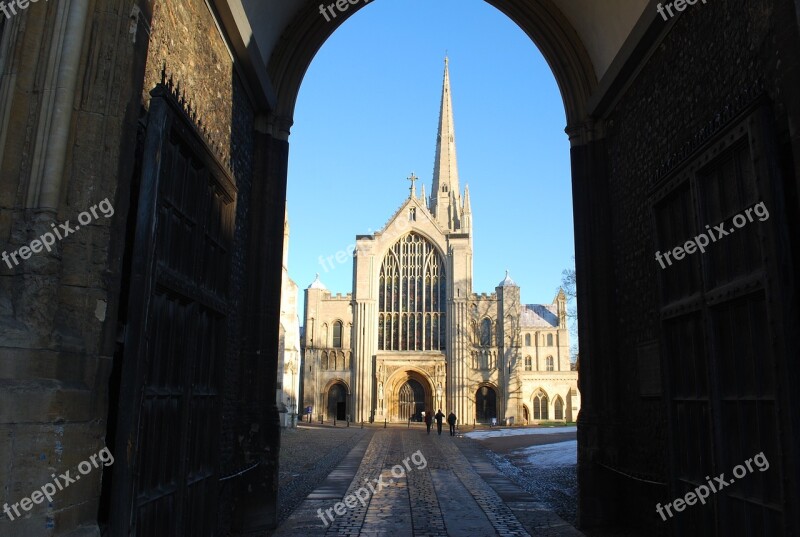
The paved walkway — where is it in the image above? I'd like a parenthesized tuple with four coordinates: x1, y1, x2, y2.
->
(273, 428, 584, 537)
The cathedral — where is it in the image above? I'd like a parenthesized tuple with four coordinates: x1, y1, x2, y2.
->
(301, 59, 580, 425)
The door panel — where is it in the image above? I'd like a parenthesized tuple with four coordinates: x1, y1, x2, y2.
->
(652, 104, 788, 536)
(111, 83, 237, 536)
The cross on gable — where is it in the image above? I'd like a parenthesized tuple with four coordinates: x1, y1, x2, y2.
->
(407, 173, 418, 196)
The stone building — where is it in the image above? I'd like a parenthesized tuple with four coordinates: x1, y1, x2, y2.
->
(301, 60, 579, 426)
(278, 212, 301, 427)
(1, 1, 799, 536)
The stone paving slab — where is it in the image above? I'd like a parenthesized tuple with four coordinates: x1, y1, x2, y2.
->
(430, 469, 497, 535)
(271, 428, 585, 537)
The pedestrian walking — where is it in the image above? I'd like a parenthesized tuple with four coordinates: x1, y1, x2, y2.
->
(424, 410, 433, 434)
(435, 409, 445, 435)
(447, 411, 457, 436)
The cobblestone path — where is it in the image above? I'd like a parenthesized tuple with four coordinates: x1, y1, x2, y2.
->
(272, 428, 584, 537)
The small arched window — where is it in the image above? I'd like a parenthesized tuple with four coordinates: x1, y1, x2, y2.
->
(547, 333, 554, 346)
(525, 333, 531, 346)
(332, 321, 343, 348)
(546, 356, 554, 371)
(321, 351, 329, 370)
(524, 356, 532, 371)
(480, 318, 492, 346)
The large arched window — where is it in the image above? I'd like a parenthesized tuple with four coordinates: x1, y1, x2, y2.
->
(525, 333, 531, 346)
(332, 321, 343, 348)
(378, 233, 446, 351)
(480, 318, 492, 346)
(524, 356, 532, 371)
(546, 356, 555, 371)
(547, 333, 554, 346)
(533, 390, 549, 420)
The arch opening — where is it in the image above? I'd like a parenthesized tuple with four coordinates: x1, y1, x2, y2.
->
(327, 382, 348, 421)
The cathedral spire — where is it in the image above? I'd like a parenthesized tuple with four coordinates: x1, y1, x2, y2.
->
(430, 56, 461, 231)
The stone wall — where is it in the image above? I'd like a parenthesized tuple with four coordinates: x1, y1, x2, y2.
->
(0, 0, 262, 534)
(0, 1, 149, 535)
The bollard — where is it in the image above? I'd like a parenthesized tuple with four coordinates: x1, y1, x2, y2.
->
(333, 418, 336, 427)
(361, 420, 364, 429)
(384, 419, 387, 428)
(347, 419, 350, 428)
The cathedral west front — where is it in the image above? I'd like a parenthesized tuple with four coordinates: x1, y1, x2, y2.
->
(301, 59, 580, 425)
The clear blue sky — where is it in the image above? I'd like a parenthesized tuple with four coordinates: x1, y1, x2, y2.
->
(287, 0, 574, 322)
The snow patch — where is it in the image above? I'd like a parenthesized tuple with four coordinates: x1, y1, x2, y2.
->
(509, 440, 577, 467)
(464, 426, 576, 440)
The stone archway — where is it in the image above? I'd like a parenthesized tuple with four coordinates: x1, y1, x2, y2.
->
(397, 379, 425, 422)
(326, 382, 348, 421)
(475, 385, 498, 423)
(385, 369, 435, 422)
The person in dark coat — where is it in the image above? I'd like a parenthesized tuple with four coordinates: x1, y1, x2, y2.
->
(424, 410, 433, 434)
(434, 409, 445, 435)
(447, 411, 457, 436)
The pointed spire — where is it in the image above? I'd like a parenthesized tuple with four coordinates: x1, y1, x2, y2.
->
(431, 56, 461, 231)
(420, 183, 427, 204)
(461, 184, 472, 233)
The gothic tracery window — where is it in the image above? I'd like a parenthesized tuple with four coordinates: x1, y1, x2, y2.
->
(554, 396, 564, 420)
(533, 390, 548, 420)
(378, 233, 446, 351)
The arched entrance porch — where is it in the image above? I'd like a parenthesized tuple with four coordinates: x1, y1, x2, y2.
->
(385, 369, 435, 422)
